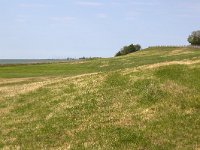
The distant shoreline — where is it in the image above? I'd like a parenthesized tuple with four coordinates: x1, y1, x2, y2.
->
(0, 59, 75, 65)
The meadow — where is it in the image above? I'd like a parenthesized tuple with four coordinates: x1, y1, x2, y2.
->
(0, 47, 200, 149)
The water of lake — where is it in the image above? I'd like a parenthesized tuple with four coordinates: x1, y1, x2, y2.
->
(0, 59, 70, 65)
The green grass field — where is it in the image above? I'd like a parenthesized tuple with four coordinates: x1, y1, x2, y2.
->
(0, 47, 200, 149)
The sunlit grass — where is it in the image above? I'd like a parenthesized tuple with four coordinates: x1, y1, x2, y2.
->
(0, 47, 200, 149)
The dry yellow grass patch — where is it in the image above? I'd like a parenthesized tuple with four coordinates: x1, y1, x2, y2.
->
(99, 61, 109, 68)
(69, 60, 88, 64)
(139, 59, 200, 69)
(44, 73, 105, 120)
(0, 107, 13, 117)
(1, 145, 21, 150)
(100, 64, 109, 68)
(73, 74, 105, 90)
(4, 115, 37, 126)
(0, 79, 53, 97)
(140, 108, 156, 121)
(0, 78, 30, 85)
(0, 77, 50, 86)
(0, 72, 100, 98)
(184, 108, 195, 115)
(115, 111, 134, 127)
(122, 59, 200, 75)
(107, 102, 132, 126)
(160, 80, 190, 95)
(166, 49, 194, 56)
(45, 95, 81, 120)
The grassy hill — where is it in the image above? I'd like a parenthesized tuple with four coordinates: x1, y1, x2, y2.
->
(0, 47, 200, 149)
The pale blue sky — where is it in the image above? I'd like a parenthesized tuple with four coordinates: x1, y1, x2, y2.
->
(0, 0, 199, 58)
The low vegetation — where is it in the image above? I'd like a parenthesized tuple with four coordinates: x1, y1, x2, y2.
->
(188, 30, 200, 46)
(0, 47, 200, 149)
(115, 44, 141, 57)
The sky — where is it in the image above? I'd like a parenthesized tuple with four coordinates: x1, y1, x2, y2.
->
(0, 0, 200, 59)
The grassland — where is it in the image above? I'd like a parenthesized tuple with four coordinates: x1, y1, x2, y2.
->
(0, 47, 200, 149)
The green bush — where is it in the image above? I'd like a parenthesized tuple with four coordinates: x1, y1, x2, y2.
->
(188, 30, 200, 45)
(115, 44, 141, 57)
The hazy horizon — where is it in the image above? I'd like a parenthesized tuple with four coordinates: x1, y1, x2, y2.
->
(0, 0, 200, 59)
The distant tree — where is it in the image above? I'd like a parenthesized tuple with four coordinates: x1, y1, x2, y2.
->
(188, 30, 200, 45)
(134, 44, 141, 51)
(79, 57, 86, 60)
(115, 51, 122, 57)
(115, 44, 141, 57)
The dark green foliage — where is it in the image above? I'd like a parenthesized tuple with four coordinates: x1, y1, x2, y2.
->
(115, 51, 122, 57)
(115, 44, 141, 57)
(188, 30, 200, 45)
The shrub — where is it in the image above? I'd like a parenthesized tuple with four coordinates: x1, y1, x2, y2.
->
(188, 30, 200, 45)
(115, 44, 141, 57)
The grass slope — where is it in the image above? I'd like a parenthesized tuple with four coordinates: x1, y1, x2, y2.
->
(0, 47, 200, 149)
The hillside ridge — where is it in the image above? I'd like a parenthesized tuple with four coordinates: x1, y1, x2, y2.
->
(0, 47, 200, 149)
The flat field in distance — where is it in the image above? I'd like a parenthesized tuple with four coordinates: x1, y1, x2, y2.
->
(0, 47, 200, 149)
